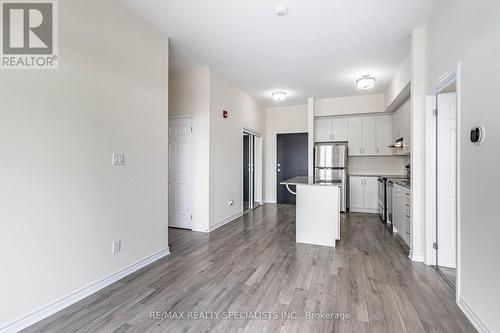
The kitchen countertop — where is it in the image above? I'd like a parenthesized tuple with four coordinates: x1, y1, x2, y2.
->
(280, 176, 341, 186)
(348, 173, 411, 188)
(390, 179, 411, 189)
(348, 173, 408, 179)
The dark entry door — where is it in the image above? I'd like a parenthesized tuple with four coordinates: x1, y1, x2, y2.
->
(277, 133, 308, 204)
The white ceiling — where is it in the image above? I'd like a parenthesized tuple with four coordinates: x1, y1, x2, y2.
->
(119, 0, 435, 107)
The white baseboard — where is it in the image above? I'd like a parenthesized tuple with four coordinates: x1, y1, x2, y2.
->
(209, 211, 244, 232)
(349, 208, 378, 214)
(0, 248, 170, 333)
(409, 251, 425, 262)
(458, 296, 491, 333)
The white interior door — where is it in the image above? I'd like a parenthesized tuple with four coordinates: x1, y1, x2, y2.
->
(168, 117, 193, 229)
(437, 92, 457, 268)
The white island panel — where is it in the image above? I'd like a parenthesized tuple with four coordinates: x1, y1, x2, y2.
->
(296, 184, 340, 247)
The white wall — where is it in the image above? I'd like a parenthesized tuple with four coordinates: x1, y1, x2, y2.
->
(265, 105, 308, 202)
(168, 68, 265, 231)
(0, 0, 169, 327)
(427, 0, 500, 331)
(385, 54, 411, 108)
(314, 94, 385, 117)
(209, 70, 265, 228)
(169, 67, 210, 232)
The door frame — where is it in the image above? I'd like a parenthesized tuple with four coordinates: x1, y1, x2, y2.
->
(168, 115, 195, 230)
(243, 129, 262, 211)
(425, 63, 461, 298)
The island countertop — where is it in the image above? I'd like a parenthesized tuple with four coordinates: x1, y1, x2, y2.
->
(280, 176, 341, 186)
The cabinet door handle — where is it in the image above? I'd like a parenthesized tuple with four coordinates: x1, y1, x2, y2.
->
(377, 147, 379, 154)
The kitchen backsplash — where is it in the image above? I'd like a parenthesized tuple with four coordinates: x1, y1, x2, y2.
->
(348, 155, 410, 175)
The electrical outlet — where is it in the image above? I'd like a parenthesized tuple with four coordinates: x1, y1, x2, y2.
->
(112, 240, 121, 254)
(112, 153, 125, 166)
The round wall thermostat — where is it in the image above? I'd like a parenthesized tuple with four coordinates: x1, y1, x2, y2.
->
(470, 126, 485, 144)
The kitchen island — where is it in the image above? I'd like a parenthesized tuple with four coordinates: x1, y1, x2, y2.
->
(280, 176, 341, 247)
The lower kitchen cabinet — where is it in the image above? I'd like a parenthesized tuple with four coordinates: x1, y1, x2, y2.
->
(349, 176, 378, 213)
(393, 183, 411, 246)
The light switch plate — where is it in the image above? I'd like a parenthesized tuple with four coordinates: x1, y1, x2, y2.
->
(112, 153, 125, 166)
(112, 240, 121, 254)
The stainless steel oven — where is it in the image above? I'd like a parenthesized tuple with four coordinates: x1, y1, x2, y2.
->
(387, 180, 393, 231)
(378, 177, 387, 222)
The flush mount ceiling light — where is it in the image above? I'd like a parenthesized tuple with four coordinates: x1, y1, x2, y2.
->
(275, 5, 288, 16)
(356, 75, 376, 89)
(272, 91, 287, 101)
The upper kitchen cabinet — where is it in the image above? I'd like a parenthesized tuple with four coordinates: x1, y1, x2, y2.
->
(315, 118, 332, 142)
(376, 115, 394, 155)
(348, 115, 392, 156)
(392, 99, 411, 154)
(314, 117, 348, 142)
(385, 54, 411, 155)
(348, 117, 363, 155)
(361, 117, 377, 155)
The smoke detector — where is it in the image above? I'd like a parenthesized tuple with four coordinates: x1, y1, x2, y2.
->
(275, 5, 288, 16)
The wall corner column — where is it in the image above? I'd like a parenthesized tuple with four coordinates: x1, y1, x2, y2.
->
(307, 98, 315, 179)
(410, 25, 427, 262)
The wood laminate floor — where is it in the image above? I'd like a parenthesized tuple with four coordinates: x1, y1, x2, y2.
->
(23, 204, 476, 333)
(437, 267, 456, 290)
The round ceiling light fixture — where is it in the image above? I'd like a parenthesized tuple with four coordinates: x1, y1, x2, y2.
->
(272, 91, 287, 101)
(356, 75, 376, 89)
(275, 5, 288, 16)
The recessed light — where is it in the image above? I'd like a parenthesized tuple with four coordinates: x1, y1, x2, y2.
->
(272, 91, 287, 101)
(275, 5, 288, 16)
(356, 75, 376, 89)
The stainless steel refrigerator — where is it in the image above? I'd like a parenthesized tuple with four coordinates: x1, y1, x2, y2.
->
(314, 142, 348, 212)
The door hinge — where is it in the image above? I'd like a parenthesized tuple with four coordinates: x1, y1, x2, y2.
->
(433, 242, 438, 250)
(433, 109, 438, 116)
(190, 214, 192, 220)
